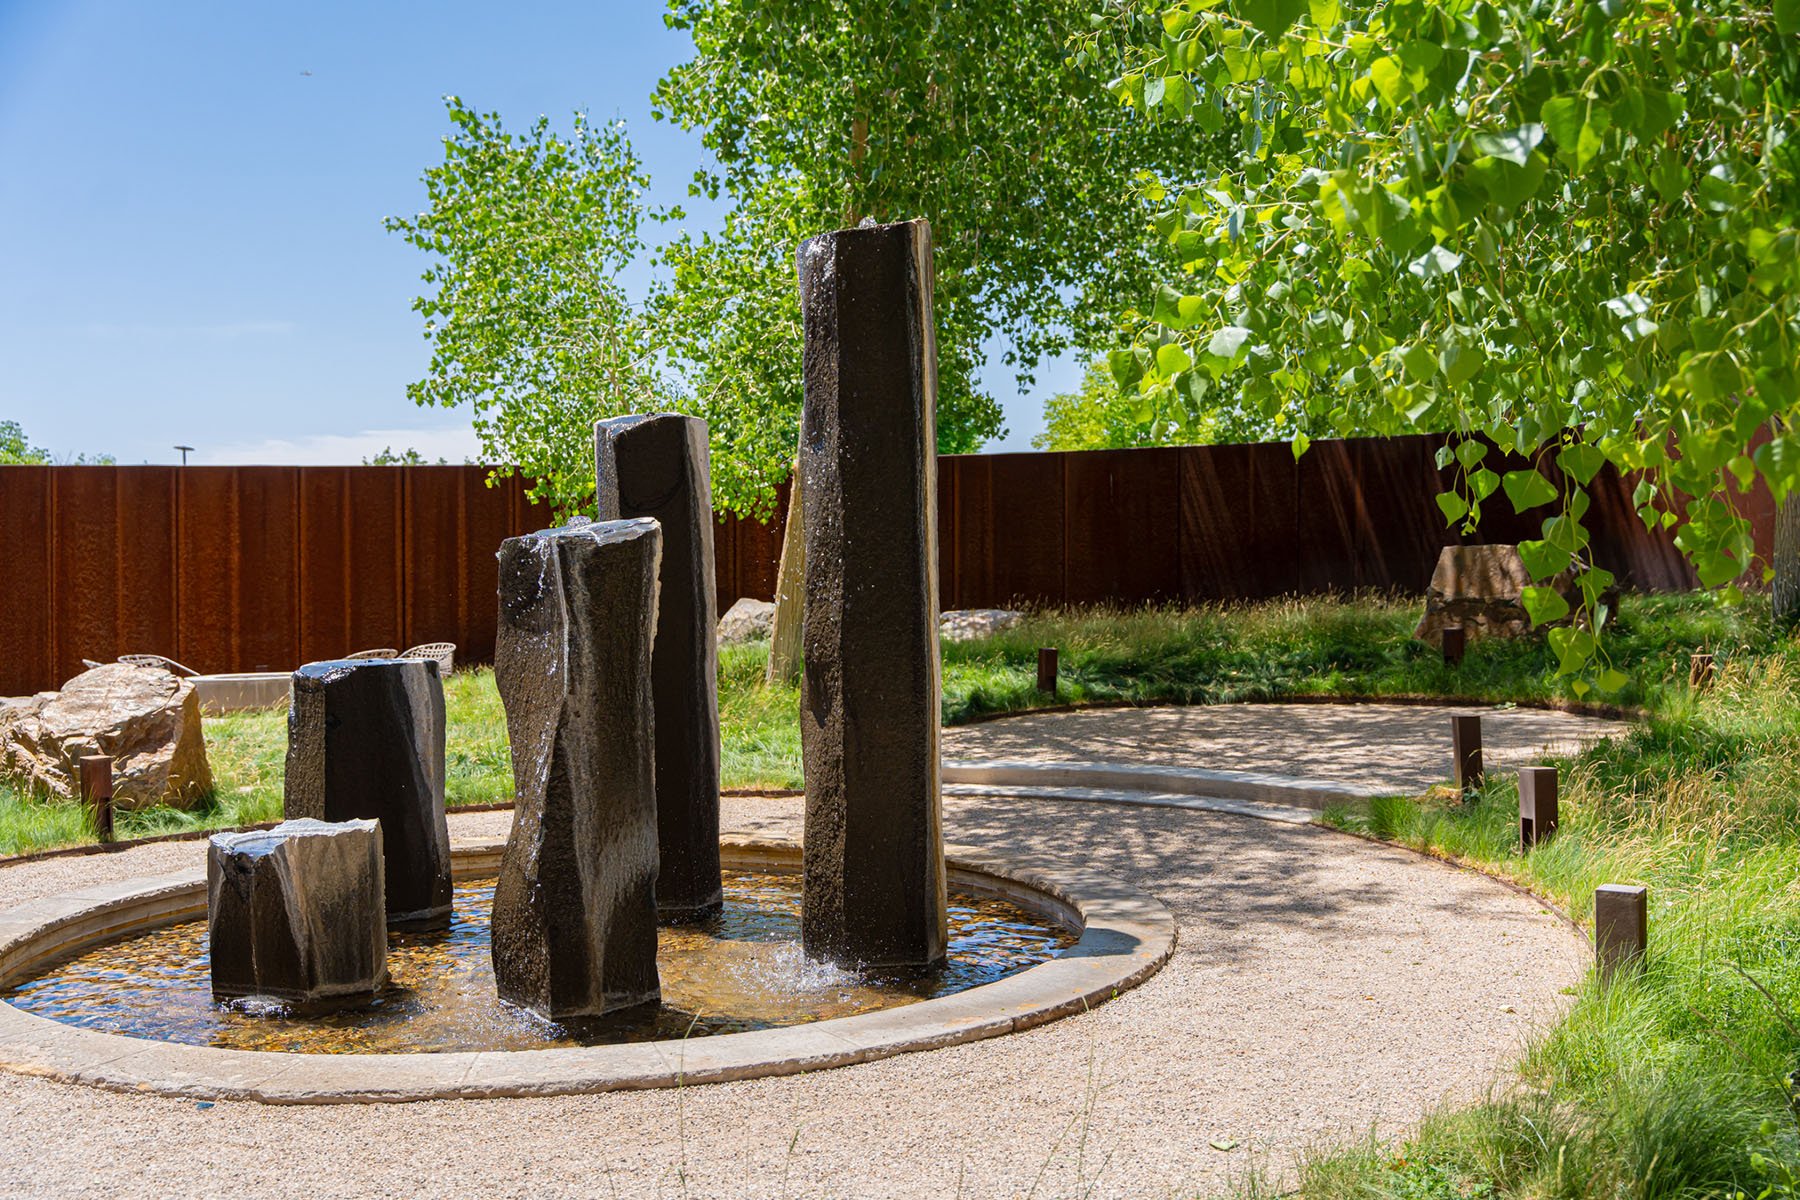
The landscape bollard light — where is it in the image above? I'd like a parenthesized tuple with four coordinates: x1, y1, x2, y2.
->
(1689, 652, 1715, 690)
(1451, 713, 1483, 793)
(79, 755, 114, 844)
(1594, 884, 1648, 979)
(1441, 624, 1466, 667)
(1037, 647, 1059, 696)
(1518, 766, 1558, 848)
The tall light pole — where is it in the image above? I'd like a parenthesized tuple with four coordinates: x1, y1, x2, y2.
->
(174, 444, 194, 466)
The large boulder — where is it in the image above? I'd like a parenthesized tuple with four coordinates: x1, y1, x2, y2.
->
(940, 608, 1025, 643)
(718, 597, 776, 645)
(1414, 544, 1585, 647)
(0, 663, 212, 810)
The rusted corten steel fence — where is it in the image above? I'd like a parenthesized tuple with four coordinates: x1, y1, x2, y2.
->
(0, 433, 1770, 697)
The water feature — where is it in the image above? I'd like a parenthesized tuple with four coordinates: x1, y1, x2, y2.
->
(5, 870, 1073, 1055)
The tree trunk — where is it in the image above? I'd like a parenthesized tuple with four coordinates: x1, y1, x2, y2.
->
(765, 462, 805, 685)
(1775, 492, 1800, 627)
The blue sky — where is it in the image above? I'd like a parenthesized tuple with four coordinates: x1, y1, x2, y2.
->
(0, 0, 1073, 465)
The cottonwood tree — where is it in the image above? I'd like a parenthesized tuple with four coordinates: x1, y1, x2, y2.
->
(1086, 0, 1800, 681)
(387, 98, 665, 514)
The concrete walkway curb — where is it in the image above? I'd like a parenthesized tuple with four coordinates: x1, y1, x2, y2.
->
(0, 835, 1174, 1105)
(941, 781, 1317, 825)
(942, 757, 1385, 811)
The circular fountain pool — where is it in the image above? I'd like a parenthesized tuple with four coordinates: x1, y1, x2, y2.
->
(0, 837, 1174, 1103)
(6, 871, 1075, 1054)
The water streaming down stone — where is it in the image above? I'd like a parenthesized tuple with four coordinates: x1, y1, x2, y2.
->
(490, 516, 663, 1020)
(206, 817, 387, 1011)
(795, 217, 948, 970)
(595, 413, 724, 921)
(284, 659, 452, 931)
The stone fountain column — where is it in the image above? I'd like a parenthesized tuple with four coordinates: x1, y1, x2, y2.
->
(284, 658, 452, 931)
(490, 516, 663, 1020)
(595, 413, 723, 921)
(207, 817, 388, 1011)
(795, 217, 948, 970)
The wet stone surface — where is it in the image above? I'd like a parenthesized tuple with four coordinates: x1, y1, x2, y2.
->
(3, 872, 1075, 1054)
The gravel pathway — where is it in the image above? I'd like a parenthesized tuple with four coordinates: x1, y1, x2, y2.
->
(0, 707, 1591, 1199)
(945, 701, 1629, 795)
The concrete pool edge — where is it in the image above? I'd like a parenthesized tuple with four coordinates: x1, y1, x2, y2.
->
(0, 835, 1174, 1105)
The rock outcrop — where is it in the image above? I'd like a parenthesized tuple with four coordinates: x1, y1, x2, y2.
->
(1413, 544, 1592, 647)
(0, 663, 211, 810)
(718, 597, 776, 645)
(940, 609, 1026, 642)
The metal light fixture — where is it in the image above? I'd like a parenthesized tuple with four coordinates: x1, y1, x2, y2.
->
(174, 444, 195, 466)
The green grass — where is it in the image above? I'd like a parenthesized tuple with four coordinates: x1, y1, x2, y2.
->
(0, 590, 1757, 854)
(1306, 645, 1800, 1197)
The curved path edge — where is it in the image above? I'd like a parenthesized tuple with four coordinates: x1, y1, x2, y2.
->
(0, 836, 1175, 1105)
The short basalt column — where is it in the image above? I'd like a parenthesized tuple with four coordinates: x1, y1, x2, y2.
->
(490, 516, 663, 1019)
(284, 658, 452, 931)
(207, 817, 387, 1011)
(596, 413, 723, 921)
(795, 217, 948, 970)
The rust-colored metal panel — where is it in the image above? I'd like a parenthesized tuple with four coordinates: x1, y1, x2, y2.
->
(460, 467, 516, 665)
(1292, 440, 1366, 594)
(233, 467, 299, 673)
(176, 468, 240, 675)
(942, 454, 990, 609)
(0, 467, 54, 695)
(1350, 435, 1453, 592)
(936, 456, 960, 609)
(1179, 443, 1301, 600)
(989, 453, 1068, 606)
(345, 468, 406, 654)
(1063, 448, 1180, 606)
(403, 467, 466, 651)
(113, 468, 179, 663)
(51, 468, 118, 678)
(296, 469, 351, 665)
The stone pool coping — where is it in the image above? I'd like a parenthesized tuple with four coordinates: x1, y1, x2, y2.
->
(0, 835, 1173, 1105)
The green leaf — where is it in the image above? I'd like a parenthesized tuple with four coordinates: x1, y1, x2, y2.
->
(1470, 467, 1500, 500)
(1455, 439, 1487, 469)
(1503, 469, 1558, 512)
(1291, 431, 1311, 460)
(1240, 0, 1306, 37)
(1521, 585, 1571, 625)
(1650, 148, 1689, 204)
(1472, 125, 1544, 167)
(1597, 667, 1629, 694)
(1556, 443, 1606, 485)
(1408, 244, 1463, 280)
(1402, 343, 1437, 383)
(1156, 342, 1194, 376)
(1369, 57, 1407, 107)
(1207, 325, 1254, 360)
(1436, 491, 1469, 522)
(1468, 151, 1548, 209)
(1209, 1137, 1239, 1152)
(1518, 538, 1572, 580)
(1307, 0, 1341, 30)
(1779, 0, 1800, 35)
(1109, 349, 1144, 389)
(1540, 95, 1584, 150)
(1439, 339, 1487, 387)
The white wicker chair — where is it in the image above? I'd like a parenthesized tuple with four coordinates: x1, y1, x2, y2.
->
(344, 648, 398, 661)
(401, 642, 456, 674)
(118, 653, 200, 677)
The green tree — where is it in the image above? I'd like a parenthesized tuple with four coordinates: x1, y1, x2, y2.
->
(386, 98, 665, 514)
(0, 420, 50, 465)
(652, 0, 1226, 516)
(1089, 0, 1800, 688)
(362, 446, 448, 466)
(1036, 359, 1292, 449)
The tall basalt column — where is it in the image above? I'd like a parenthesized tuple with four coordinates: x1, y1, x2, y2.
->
(284, 658, 452, 931)
(796, 217, 948, 970)
(595, 413, 723, 921)
(491, 516, 663, 1020)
